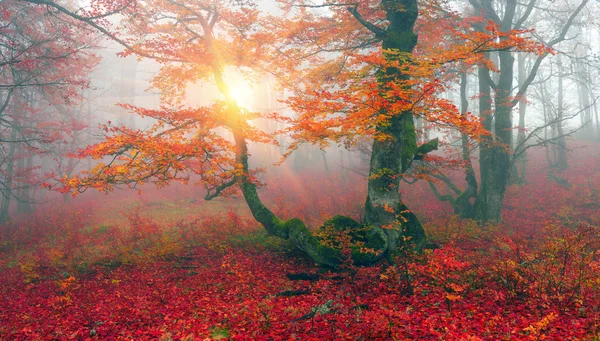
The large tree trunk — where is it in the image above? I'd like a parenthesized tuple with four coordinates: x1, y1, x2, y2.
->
(474, 60, 511, 223)
(363, 0, 425, 252)
(233, 0, 426, 266)
(476, 49, 514, 222)
(235, 133, 387, 267)
(473, 0, 518, 223)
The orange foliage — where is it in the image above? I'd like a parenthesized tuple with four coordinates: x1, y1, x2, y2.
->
(43, 0, 548, 198)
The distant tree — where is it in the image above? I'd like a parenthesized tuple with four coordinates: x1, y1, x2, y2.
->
(469, 0, 589, 222)
(528, 55, 587, 178)
(0, 0, 98, 221)
(422, 0, 590, 221)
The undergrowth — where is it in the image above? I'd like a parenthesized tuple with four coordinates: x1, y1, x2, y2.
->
(1, 144, 600, 339)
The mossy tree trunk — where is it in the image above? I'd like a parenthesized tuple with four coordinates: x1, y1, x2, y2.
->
(475, 49, 514, 223)
(229, 0, 427, 266)
(473, 0, 518, 223)
(234, 132, 388, 267)
(363, 0, 426, 252)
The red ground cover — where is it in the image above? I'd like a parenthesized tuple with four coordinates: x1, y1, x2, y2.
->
(1, 142, 599, 340)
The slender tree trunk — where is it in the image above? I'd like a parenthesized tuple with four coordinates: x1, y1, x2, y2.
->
(555, 55, 568, 170)
(513, 53, 528, 184)
(543, 86, 552, 167)
(16, 146, 33, 214)
(16, 91, 33, 214)
(0, 125, 18, 223)
(339, 149, 347, 178)
(63, 156, 76, 203)
(577, 61, 592, 136)
(594, 100, 599, 139)
(22, 155, 33, 212)
(321, 150, 330, 174)
(455, 71, 477, 218)
(16, 143, 25, 214)
(416, 116, 423, 143)
(427, 71, 477, 219)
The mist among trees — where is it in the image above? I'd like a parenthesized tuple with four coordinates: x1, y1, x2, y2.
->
(1, 0, 600, 339)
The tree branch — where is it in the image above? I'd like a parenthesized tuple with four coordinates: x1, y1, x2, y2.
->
(347, 5, 387, 38)
(510, 0, 589, 108)
(22, 0, 187, 63)
(514, 0, 537, 30)
(204, 178, 236, 200)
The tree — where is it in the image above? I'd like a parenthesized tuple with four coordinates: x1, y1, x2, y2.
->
(468, 0, 589, 222)
(0, 0, 98, 221)
(424, 68, 479, 219)
(420, 0, 590, 221)
(528, 54, 588, 179)
(30, 0, 539, 266)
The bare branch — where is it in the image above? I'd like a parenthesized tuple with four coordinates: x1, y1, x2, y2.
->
(514, 0, 537, 30)
(21, 0, 187, 63)
(204, 178, 236, 200)
(347, 5, 387, 38)
(510, 0, 590, 108)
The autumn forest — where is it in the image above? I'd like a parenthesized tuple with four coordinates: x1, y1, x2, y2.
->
(1, 0, 600, 339)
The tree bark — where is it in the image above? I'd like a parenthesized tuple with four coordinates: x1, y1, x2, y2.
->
(0, 125, 18, 223)
(363, 0, 426, 252)
(456, 71, 477, 218)
(476, 48, 514, 222)
(512, 53, 528, 184)
(234, 0, 427, 265)
(427, 71, 477, 219)
(554, 54, 568, 170)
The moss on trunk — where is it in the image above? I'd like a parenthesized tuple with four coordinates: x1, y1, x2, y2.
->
(229, 0, 426, 267)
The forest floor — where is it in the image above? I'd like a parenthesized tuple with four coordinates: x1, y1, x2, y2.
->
(1, 141, 600, 340)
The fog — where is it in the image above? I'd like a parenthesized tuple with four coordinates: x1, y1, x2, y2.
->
(1, 0, 600, 339)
